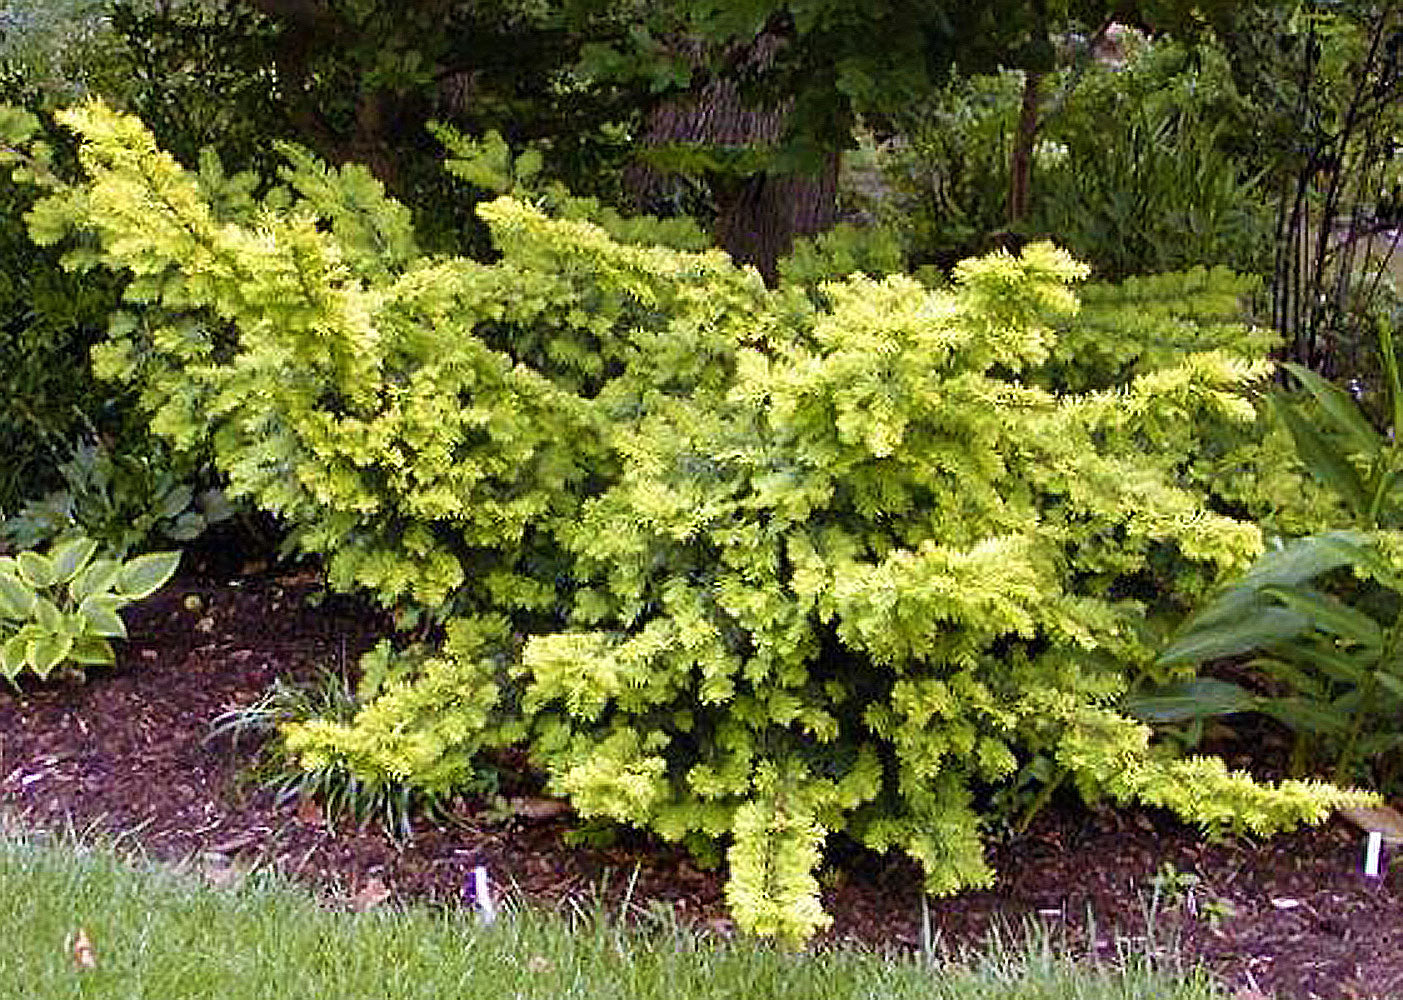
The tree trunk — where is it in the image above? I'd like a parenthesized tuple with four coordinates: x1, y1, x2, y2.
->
(233, 0, 430, 193)
(628, 34, 839, 285)
(1007, 70, 1044, 226)
(706, 158, 839, 285)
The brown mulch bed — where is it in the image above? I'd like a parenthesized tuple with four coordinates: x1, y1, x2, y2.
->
(3, 569, 1403, 1000)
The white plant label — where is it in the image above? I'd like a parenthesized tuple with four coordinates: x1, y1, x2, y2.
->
(1365, 830, 1384, 878)
(474, 865, 497, 923)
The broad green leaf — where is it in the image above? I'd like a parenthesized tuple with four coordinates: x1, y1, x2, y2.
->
(1123, 678, 1259, 723)
(69, 558, 123, 601)
(15, 551, 57, 589)
(1246, 655, 1329, 699)
(1281, 363, 1383, 456)
(116, 550, 181, 600)
(48, 537, 98, 585)
(1157, 606, 1310, 668)
(0, 633, 26, 679)
(1237, 531, 1372, 590)
(25, 633, 73, 678)
(1271, 640, 1373, 687)
(1357, 732, 1403, 757)
(68, 636, 115, 666)
(1261, 584, 1384, 650)
(1311, 534, 1403, 592)
(1374, 670, 1403, 702)
(30, 595, 64, 633)
(154, 484, 194, 522)
(0, 571, 33, 620)
(1169, 531, 1366, 645)
(77, 594, 127, 639)
(1331, 687, 1367, 715)
(1271, 396, 1368, 516)
(1260, 696, 1351, 736)
(167, 512, 205, 541)
(198, 489, 234, 523)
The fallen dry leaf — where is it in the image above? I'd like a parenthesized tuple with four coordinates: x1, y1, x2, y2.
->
(510, 796, 573, 821)
(71, 928, 97, 970)
(296, 796, 322, 826)
(276, 570, 320, 586)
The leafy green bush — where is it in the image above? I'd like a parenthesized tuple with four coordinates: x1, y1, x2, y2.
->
(0, 96, 133, 516)
(0, 534, 179, 683)
(1029, 39, 1271, 279)
(0, 74, 229, 547)
(7, 102, 1371, 943)
(775, 221, 906, 291)
(881, 38, 1274, 278)
(1, 436, 232, 557)
(208, 652, 500, 840)
(0, 2, 308, 535)
(1044, 268, 1346, 542)
(1152, 531, 1403, 786)
(876, 71, 1020, 268)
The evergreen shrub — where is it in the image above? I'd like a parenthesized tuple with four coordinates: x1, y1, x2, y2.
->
(3, 103, 1370, 942)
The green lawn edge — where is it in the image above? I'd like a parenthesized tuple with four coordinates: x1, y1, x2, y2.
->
(0, 819, 1229, 1000)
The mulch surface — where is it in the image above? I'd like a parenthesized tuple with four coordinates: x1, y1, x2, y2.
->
(3, 568, 1403, 999)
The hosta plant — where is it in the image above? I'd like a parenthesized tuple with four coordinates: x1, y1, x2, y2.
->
(2, 102, 1374, 943)
(0, 535, 179, 683)
(1, 436, 233, 558)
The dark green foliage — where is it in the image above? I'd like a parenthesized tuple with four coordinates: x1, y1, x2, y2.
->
(0, 46, 232, 538)
(1153, 532, 1403, 790)
(880, 38, 1275, 278)
(875, 71, 1022, 268)
(1164, 2, 1403, 383)
(95, 1, 295, 181)
(88, 0, 658, 249)
(0, 86, 133, 516)
(1, 437, 233, 557)
(0, 0, 657, 535)
(1031, 94, 1272, 279)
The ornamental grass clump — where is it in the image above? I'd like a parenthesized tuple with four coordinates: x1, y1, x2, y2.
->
(1, 102, 1372, 944)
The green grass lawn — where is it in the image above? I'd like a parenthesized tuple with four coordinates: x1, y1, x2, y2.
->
(0, 821, 1228, 1000)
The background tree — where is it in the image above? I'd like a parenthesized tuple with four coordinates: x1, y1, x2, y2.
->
(593, 0, 1265, 279)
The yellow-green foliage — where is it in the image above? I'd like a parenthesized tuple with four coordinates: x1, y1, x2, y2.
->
(1047, 268, 1345, 539)
(10, 103, 1371, 944)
